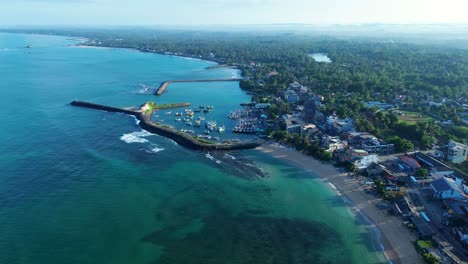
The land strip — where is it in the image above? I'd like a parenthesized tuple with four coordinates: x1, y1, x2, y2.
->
(156, 79, 242, 95)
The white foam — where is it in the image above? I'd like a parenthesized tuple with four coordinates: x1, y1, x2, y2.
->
(120, 130, 153, 144)
(132, 116, 140, 125)
(150, 146, 165, 153)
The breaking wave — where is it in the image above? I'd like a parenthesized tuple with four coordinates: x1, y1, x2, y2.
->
(120, 130, 153, 144)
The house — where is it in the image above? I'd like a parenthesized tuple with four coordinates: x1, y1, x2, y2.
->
(430, 177, 468, 201)
(303, 124, 319, 137)
(282, 114, 304, 133)
(411, 217, 436, 240)
(289, 82, 302, 90)
(255, 103, 271, 109)
(283, 89, 300, 103)
(445, 199, 468, 217)
(334, 118, 354, 133)
(414, 152, 454, 177)
(399, 156, 422, 171)
(321, 135, 346, 152)
(365, 101, 394, 110)
(326, 115, 354, 133)
(336, 148, 378, 169)
(447, 140, 468, 164)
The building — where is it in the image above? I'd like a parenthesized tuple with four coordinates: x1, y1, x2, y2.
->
(325, 116, 354, 133)
(289, 82, 302, 90)
(334, 118, 354, 133)
(447, 140, 468, 164)
(399, 156, 422, 171)
(336, 148, 379, 169)
(411, 217, 436, 240)
(414, 152, 454, 177)
(303, 124, 319, 137)
(282, 114, 304, 133)
(365, 101, 394, 110)
(430, 177, 468, 201)
(255, 103, 271, 109)
(283, 89, 300, 103)
(321, 135, 346, 152)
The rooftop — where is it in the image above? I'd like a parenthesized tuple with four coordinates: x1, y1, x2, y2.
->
(399, 156, 422, 170)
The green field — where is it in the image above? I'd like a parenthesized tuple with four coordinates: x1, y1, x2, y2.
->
(396, 111, 434, 124)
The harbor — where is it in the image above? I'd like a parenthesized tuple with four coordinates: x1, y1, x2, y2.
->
(70, 100, 263, 151)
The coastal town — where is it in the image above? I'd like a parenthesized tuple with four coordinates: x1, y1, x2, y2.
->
(247, 79, 468, 264)
(5, 26, 466, 264)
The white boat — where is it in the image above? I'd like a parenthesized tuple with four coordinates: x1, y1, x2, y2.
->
(206, 153, 214, 160)
(218, 125, 225, 133)
(206, 120, 217, 131)
(216, 160, 221, 164)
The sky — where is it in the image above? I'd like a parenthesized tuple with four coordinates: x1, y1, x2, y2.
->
(1, 0, 468, 26)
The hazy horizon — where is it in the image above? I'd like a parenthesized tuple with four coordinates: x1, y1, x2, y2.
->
(2, 0, 468, 26)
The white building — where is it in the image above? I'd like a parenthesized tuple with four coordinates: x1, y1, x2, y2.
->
(447, 140, 468, 164)
(430, 177, 468, 201)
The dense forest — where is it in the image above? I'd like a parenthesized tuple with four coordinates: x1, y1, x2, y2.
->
(3, 28, 467, 151)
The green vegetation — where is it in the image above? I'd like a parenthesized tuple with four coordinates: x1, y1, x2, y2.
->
(145, 101, 190, 114)
(414, 240, 439, 264)
(415, 168, 429, 178)
(422, 252, 439, 264)
(398, 111, 434, 124)
(271, 131, 333, 161)
(11, 28, 466, 150)
(417, 240, 434, 249)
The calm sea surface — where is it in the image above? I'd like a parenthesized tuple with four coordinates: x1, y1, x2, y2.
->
(0, 33, 385, 264)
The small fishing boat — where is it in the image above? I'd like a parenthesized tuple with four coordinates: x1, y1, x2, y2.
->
(218, 125, 225, 133)
(205, 153, 214, 160)
(206, 120, 217, 131)
(186, 121, 192, 126)
(216, 160, 221, 164)
(204, 130, 210, 134)
(175, 117, 182, 121)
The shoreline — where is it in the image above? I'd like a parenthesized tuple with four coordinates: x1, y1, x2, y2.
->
(256, 143, 425, 264)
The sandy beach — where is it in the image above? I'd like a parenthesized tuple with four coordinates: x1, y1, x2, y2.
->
(257, 143, 424, 264)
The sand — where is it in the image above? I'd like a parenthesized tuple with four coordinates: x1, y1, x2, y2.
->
(257, 143, 425, 264)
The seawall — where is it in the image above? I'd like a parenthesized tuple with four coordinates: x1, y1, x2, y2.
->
(70, 101, 263, 151)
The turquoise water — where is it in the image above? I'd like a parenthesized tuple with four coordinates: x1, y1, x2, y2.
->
(0, 33, 385, 264)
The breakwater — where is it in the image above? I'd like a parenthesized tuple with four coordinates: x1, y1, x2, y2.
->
(70, 101, 263, 151)
(156, 79, 243, 95)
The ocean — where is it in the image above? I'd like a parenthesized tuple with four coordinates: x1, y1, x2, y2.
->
(0, 33, 386, 264)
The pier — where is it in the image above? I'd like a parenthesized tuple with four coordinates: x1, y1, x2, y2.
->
(70, 101, 263, 151)
(156, 78, 243, 95)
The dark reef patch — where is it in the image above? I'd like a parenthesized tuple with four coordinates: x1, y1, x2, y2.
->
(143, 211, 349, 264)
